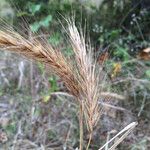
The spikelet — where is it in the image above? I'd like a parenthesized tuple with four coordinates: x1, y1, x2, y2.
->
(67, 20, 101, 132)
(0, 29, 80, 97)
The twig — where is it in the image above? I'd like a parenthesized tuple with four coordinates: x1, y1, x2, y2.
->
(63, 123, 72, 150)
(100, 92, 125, 100)
(99, 102, 129, 112)
(11, 121, 22, 150)
(99, 122, 138, 150)
(138, 93, 147, 117)
(112, 78, 150, 85)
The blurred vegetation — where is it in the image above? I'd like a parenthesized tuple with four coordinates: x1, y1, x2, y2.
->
(0, 0, 150, 149)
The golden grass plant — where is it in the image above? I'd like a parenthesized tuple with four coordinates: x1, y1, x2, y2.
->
(0, 20, 137, 150)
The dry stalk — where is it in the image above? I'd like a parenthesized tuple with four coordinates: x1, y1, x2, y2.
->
(67, 20, 102, 149)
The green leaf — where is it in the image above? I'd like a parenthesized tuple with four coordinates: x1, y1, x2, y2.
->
(48, 32, 61, 46)
(48, 76, 58, 93)
(145, 70, 150, 78)
(108, 29, 121, 40)
(5, 122, 16, 134)
(29, 4, 41, 15)
(114, 45, 130, 61)
(37, 62, 45, 74)
(64, 47, 74, 57)
(17, 12, 30, 17)
(30, 15, 52, 32)
(30, 22, 40, 32)
(43, 95, 51, 103)
(40, 15, 52, 27)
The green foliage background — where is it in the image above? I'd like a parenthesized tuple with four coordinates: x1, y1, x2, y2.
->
(0, 0, 150, 149)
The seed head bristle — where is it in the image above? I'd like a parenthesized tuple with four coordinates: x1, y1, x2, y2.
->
(67, 20, 102, 132)
(0, 29, 80, 97)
